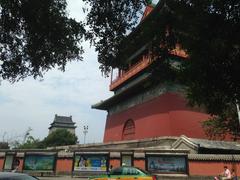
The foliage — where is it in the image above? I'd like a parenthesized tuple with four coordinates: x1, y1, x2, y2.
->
(0, 142, 9, 149)
(169, 0, 240, 138)
(83, 0, 145, 75)
(12, 129, 77, 149)
(42, 129, 78, 147)
(202, 105, 240, 140)
(16, 136, 44, 149)
(173, 0, 240, 115)
(0, 0, 85, 82)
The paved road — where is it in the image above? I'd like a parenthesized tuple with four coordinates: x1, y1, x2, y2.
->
(38, 176, 88, 180)
(37, 176, 214, 180)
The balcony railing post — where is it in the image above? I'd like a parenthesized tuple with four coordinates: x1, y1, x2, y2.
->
(110, 55, 153, 90)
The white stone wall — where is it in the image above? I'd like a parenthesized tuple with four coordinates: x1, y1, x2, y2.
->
(49, 127, 75, 135)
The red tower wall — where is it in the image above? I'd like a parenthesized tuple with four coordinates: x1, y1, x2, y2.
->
(104, 92, 210, 142)
(0, 158, 4, 171)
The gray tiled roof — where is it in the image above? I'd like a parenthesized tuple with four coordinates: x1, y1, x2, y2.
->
(53, 114, 75, 124)
(171, 135, 240, 154)
(189, 137, 240, 151)
(49, 114, 76, 129)
(188, 154, 240, 161)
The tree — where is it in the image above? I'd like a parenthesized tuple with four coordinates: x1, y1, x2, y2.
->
(11, 129, 77, 149)
(169, 0, 240, 139)
(84, 0, 240, 138)
(0, 142, 9, 149)
(42, 129, 78, 147)
(9, 128, 44, 149)
(16, 136, 44, 149)
(202, 105, 240, 140)
(83, 0, 145, 74)
(0, 0, 85, 82)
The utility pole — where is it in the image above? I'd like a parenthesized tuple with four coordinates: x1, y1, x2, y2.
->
(83, 125, 88, 144)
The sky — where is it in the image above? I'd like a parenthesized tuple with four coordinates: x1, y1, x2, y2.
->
(0, 0, 113, 144)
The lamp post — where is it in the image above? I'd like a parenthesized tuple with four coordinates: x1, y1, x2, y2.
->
(237, 103, 240, 125)
(83, 126, 88, 144)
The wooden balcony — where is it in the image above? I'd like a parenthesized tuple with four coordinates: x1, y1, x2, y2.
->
(110, 46, 188, 91)
(170, 43, 188, 58)
(110, 55, 153, 91)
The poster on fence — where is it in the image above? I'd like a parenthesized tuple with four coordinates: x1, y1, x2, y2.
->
(23, 154, 56, 171)
(4, 154, 14, 170)
(147, 155, 187, 174)
(74, 154, 108, 172)
(121, 155, 132, 166)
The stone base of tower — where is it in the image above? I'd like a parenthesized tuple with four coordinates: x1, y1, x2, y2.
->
(104, 92, 210, 142)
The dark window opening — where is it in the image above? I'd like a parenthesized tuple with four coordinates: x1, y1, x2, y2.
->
(122, 119, 135, 140)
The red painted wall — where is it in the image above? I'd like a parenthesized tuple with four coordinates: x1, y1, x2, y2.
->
(0, 158, 4, 171)
(56, 158, 73, 173)
(189, 161, 240, 176)
(104, 93, 210, 142)
(110, 159, 121, 168)
(134, 159, 145, 170)
(18, 158, 24, 172)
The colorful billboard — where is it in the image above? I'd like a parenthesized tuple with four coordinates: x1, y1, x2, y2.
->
(74, 154, 108, 172)
(147, 155, 187, 174)
(23, 154, 56, 171)
(4, 155, 14, 170)
(121, 155, 132, 166)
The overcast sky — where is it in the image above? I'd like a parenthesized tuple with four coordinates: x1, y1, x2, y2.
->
(0, 0, 113, 144)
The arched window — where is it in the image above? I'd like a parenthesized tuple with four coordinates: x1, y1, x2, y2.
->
(122, 119, 135, 140)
